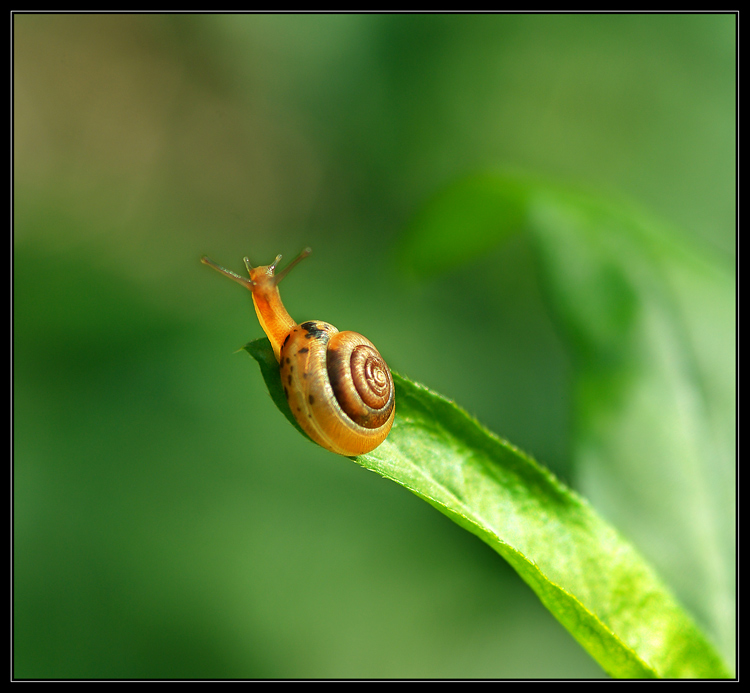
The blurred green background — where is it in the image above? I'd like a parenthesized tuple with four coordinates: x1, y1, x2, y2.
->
(14, 14, 735, 678)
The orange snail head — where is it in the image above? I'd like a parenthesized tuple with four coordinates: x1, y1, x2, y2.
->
(201, 248, 311, 361)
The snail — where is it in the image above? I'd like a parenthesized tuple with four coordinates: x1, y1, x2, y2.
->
(201, 248, 395, 456)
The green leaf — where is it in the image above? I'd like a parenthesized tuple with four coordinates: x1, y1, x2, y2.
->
(398, 172, 528, 276)
(245, 338, 731, 679)
(400, 172, 735, 671)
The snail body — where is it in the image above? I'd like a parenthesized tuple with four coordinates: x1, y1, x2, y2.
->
(202, 249, 395, 456)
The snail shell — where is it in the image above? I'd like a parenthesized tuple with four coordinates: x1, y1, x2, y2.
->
(202, 249, 395, 456)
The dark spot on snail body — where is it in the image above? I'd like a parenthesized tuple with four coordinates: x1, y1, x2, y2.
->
(288, 374, 293, 385)
(300, 321, 330, 341)
(298, 347, 309, 354)
(283, 334, 290, 348)
(309, 394, 315, 405)
(283, 386, 289, 399)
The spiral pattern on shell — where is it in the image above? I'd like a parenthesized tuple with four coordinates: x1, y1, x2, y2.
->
(279, 321, 395, 456)
(329, 341, 393, 428)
